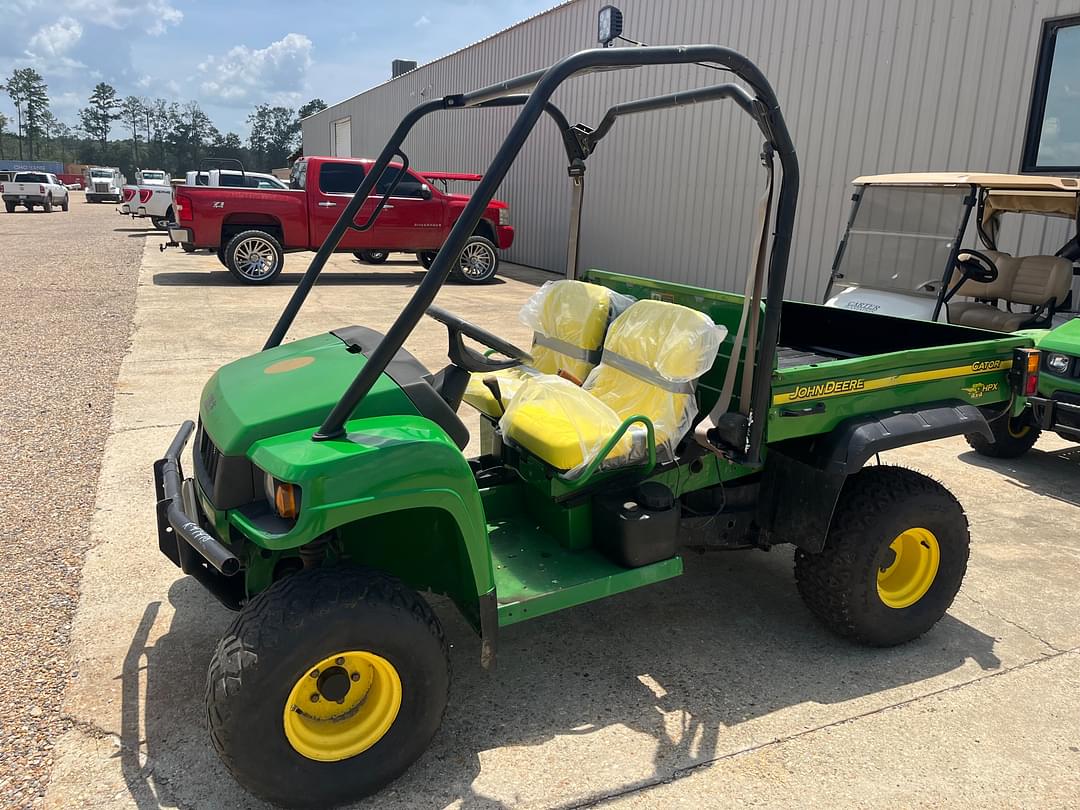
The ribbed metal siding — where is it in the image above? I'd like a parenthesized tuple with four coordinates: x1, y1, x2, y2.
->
(303, 0, 1080, 300)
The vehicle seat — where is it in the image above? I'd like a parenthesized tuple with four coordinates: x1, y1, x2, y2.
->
(461, 279, 629, 417)
(950, 253, 1071, 332)
(500, 300, 726, 474)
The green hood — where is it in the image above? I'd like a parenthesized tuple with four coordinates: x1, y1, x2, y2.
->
(200, 332, 416, 455)
(1037, 318, 1080, 356)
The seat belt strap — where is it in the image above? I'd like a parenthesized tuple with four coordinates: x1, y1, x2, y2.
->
(532, 332, 601, 364)
(694, 147, 775, 451)
(601, 350, 696, 395)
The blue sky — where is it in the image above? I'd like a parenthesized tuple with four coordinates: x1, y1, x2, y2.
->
(0, 0, 557, 137)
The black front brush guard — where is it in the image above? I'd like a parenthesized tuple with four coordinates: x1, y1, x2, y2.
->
(154, 421, 244, 609)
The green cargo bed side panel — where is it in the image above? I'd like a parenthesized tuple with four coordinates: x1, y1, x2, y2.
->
(767, 337, 1029, 442)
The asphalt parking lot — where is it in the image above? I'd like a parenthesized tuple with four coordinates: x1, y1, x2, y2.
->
(16, 211, 1080, 807)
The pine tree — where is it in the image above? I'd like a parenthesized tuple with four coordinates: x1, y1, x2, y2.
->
(78, 82, 122, 147)
(5, 68, 50, 160)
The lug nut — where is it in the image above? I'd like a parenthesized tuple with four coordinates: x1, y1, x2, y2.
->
(310, 694, 320, 703)
(351, 673, 360, 682)
(310, 669, 319, 678)
(335, 657, 345, 665)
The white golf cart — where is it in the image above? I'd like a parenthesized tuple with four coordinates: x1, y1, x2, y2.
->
(824, 173, 1079, 332)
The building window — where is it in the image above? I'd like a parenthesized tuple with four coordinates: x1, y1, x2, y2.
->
(1022, 15, 1080, 173)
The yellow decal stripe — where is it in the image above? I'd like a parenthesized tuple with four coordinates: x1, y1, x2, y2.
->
(773, 361, 1008, 406)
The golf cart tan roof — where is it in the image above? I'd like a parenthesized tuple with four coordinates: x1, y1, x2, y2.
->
(853, 171, 1080, 191)
(854, 172, 1080, 222)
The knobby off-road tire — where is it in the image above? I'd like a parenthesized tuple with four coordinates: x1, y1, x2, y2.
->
(965, 411, 1040, 459)
(794, 465, 970, 647)
(225, 229, 284, 284)
(206, 567, 450, 808)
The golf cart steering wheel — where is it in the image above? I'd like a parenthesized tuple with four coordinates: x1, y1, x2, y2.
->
(954, 250, 999, 285)
(942, 249, 999, 304)
(426, 305, 531, 373)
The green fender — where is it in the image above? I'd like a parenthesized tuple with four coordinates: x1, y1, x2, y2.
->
(233, 415, 496, 646)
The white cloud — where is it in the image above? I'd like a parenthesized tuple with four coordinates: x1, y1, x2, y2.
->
(199, 33, 313, 106)
(414, 15, 430, 27)
(64, 0, 182, 35)
(28, 16, 82, 57)
(23, 16, 85, 73)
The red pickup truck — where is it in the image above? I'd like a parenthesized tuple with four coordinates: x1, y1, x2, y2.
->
(167, 156, 513, 284)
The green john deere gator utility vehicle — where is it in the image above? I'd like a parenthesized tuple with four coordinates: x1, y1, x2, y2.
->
(154, 33, 1044, 809)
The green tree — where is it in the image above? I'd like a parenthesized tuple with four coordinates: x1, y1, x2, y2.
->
(79, 82, 122, 147)
(289, 98, 327, 153)
(5, 68, 50, 160)
(169, 100, 216, 169)
(246, 104, 296, 169)
(297, 98, 327, 120)
(120, 96, 144, 164)
(50, 120, 74, 164)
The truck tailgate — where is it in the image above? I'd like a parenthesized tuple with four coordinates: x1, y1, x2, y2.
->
(182, 187, 308, 248)
(3, 183, 41, 196)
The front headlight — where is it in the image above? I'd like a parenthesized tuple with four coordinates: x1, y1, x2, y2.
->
(498, 207, 510, 226)
(264, 471, 300, 519)
(1046, 353, 1071, 375)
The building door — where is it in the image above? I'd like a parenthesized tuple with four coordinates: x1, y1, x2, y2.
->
(331, 118, 352, 157)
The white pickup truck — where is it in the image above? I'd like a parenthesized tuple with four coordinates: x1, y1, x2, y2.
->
(85, 166, 125, 203)
(119, 169, 176, 229)
(1, 171, 70, 213)
(183, 169, 288, 189)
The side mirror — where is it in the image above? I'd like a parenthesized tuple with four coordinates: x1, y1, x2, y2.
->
(419, 183, 432, 200)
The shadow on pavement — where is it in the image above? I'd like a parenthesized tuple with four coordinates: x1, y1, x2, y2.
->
(958, 444, 1080, 508)
(124, 547, 1000, 809)
(113, 227, 160, 233)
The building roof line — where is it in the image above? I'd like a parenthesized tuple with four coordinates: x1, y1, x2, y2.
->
(302, 0, 578, 122)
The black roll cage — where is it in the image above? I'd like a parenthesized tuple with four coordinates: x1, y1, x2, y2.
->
(264, 44, 800, 466)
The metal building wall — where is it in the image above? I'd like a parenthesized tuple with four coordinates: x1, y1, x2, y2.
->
(303, 0, 1080, 300)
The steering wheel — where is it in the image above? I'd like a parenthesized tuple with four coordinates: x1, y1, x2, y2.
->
(941, 249, 998, 304)
(954, 249, 999, 285)
(426, 305, 532, 373)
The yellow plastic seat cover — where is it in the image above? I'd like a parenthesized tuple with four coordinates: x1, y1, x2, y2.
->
(462, 279, 629, 417)
(501, 299, 726, 473)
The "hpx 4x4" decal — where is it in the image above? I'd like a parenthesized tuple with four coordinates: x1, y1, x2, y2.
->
(773, 359, 1011, 406)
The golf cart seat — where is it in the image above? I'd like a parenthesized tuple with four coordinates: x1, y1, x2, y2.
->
(500, 299, 725, 474)
(462, 279, 630, 417)
(950, 254, 1071, 331)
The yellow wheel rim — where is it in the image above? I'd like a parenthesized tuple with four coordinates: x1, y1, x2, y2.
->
(1006, 418, 1030, 439)
(283, 650, 402, 762)
(877, 527, 940, 609)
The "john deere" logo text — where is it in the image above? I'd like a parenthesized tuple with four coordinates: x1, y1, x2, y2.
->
(790, 379, 866, 400)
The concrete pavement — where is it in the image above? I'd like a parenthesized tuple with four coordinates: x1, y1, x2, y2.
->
(45, 234, 1080, 808)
